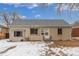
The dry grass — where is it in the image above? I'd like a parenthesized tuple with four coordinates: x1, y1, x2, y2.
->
(49, 39, 79, 48)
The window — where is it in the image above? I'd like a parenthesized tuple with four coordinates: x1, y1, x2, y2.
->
(41, 30, 44, 35)
(41, 29, 49, 36)
(45, 32, 48, 35)
(58, 28, 62, 35)
(41, 32, 44, 35)
(5, 33, 9, 38)
(30, 28, 38, 34)
(14, 31, 22, 37)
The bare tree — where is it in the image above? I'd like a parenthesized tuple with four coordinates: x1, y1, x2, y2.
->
(12, 10, 21, 21)
(0, 10, 10, 27)
(0, 10, 20, 28)
(56, 3, 79, 13)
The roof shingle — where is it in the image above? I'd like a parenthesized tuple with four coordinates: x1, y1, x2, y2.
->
(10, 19, 71, 27)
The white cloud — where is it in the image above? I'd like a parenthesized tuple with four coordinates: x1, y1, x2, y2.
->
(27, 4, 38, 9)
(4, 3, 49, 9)
(3, 8, 7, 10)
(22, 16, 27, 19)
(35, 14, 41, 18)
(14, 4, 20, 8)
(3, 3, 51, 10)
(12, 3, 39, 9)
(19, 15, 27, 19)
(9, 3, 49, 9)
(14, 4, 25, 8)
(48, 3, 53, 5)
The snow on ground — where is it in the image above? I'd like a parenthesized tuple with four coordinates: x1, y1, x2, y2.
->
(0, 39, 49, 56)
(0, 39, 15, 53)
(50, 47, 79, 56)
(0, 39, 79, 56)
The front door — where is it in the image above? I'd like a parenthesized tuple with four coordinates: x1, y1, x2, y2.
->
(41, 29, 50, 40)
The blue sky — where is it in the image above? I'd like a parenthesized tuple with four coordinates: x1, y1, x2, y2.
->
(0, 3, 79, 24)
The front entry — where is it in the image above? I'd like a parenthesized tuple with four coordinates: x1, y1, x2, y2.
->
(41, 29, 50, 41)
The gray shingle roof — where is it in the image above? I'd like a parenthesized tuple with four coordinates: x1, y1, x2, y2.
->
(10, 19, 71, 27)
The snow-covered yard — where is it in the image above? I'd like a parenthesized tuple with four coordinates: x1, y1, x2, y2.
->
(0, 39, 50, 56)
(50, 47, 79, 56)
(0, 39, 79, 56)
(0, 39, 54, 56)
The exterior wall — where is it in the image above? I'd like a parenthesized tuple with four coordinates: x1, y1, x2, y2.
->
(50, 27, 72, 40)
(0, 28, 9, 39)
(62, 28, 72, 40)
(72, 28, 79, 40)
(72, 28, 79, 37)
(9, 26, 72, 41)
(72, 23, 79, 40)
(10, 28, 29, 41)
(30, 35, 43, 41)
(10, 27, 43, 41)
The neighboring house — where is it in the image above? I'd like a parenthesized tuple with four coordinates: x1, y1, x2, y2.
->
(9, 19, 72, 41)
(0, 25, 9, 39)
(72, 21, 79, 39)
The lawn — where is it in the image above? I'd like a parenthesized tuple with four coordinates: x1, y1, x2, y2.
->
(49, 40, 79, 47)
(0, 39, 49, 56)
(48, 40, 79, 56)
(0, 39, 79, 56)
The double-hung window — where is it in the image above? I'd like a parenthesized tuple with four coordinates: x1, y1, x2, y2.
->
(14, 31, 22, 37)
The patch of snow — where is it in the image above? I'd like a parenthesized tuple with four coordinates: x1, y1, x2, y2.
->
(0, 39, 50, 56)
(47, 42, 54, 45)
(51, 47, 79, 56)
(1, 39, 79, 56)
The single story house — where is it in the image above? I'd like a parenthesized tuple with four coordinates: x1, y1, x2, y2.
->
(9, 19, 72, 41)
(72, 21, 79, 39)
(0, 25, 9, 39)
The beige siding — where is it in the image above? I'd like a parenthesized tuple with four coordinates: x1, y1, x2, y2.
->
(10, 28, 30, 41)
(30, 35, 43, 41)
(10, 26, 72, 41)
(10, 28, 43, 41)
(50, 27, 72, 40)
(62, 28, 72, 40)
(50, 28, 58, 40)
